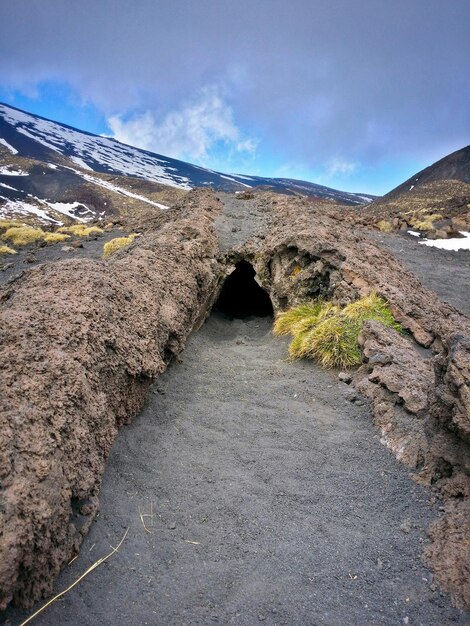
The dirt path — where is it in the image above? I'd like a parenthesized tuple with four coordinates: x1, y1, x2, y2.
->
(214, 192, 271, 252)
(372, 231, 470, 315)
(6, 313, 467, 626)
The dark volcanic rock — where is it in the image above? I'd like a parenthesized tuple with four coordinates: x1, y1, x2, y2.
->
(1, 188, 470, 612)
(0, 189, 222, 609)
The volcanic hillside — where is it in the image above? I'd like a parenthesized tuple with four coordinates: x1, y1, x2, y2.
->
(0, 102, 374, 227)
(364, 145, 470, 236)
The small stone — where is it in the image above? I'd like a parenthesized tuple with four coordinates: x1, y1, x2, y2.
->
(344, 389, 359, 402)
(168, 522, 176, 530)
(400, 520, 411, 533)
(369, 352, 393, 365)
(61, 245, 75, 252)
(338, 372, 352, 384)
(258, 615, 266, 621)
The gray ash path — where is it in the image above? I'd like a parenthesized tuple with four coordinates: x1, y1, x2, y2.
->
(214, 192, 271, 253)
(6, 315, 468, 626)
(372, 231, 470, 315)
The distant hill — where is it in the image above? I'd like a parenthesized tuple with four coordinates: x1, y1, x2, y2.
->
(365, 145, 470, 235)
(0, 102, 374, 225)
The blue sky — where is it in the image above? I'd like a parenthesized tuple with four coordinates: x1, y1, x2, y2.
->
(1, 0, 469, 195)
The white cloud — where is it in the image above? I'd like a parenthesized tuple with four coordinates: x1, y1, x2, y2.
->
(107, 86, 257, 165)
(325, 158, 357, 177)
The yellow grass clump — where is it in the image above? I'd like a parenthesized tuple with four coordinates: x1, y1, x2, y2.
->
(274, 292, 402, 368)
(3, 226, 47, 246)
(58, 224, 104, 237)
(410, 213, 442, 231)
(377, 220, 392, 233)
(0, 244, 17, 255)
(0, 219, 24, 232)
(43, 232, 70, 243)
(102, 233, 138, 258)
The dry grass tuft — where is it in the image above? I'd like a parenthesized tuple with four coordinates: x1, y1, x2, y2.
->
(0, 219, 24, 232)
(409, 213, 443, 231)
(0, 244, 17, 255)
(3, 225, 74, 246)
(274, 292, 402, 368)
(58, 224, 104, 237)
(43, 232, 70, 243)
(3, 226, 47, 246)
(377, 220, 393, 232)
(102, 233, 138, 258)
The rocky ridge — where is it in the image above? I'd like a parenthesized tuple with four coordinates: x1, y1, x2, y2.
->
(0, 189, 469, 611)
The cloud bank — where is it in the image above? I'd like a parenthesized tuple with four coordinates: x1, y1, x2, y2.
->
(107, 86, 257, 165)
(0, 0, 469, 191)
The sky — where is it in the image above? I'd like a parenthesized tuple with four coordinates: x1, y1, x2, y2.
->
(0, 0, 469, 195)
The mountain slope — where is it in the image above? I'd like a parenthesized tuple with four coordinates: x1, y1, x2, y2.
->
(377, 145, 470, 203)
(364, 145, 470, 234)
(0, 102, 374, 226)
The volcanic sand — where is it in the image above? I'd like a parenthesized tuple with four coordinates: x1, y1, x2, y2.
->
(4, 196, 470, 625)
(6, 311, 469, 625)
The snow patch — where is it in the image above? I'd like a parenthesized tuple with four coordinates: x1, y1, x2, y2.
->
(44, 201, 94, 222)
(408, 230, 420, 237)
(0, 182, 18, 191)
(0, 138, 18, 154)
(219, 174, 252, 188)
(0, 197, 62, 224)
(0, 165, 28, 176)
(66, 167, 169, 209)
(419, 231, 470, 251)
(70, 156, 93, 171)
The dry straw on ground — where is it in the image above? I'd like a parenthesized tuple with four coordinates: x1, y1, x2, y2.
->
(19, 528, 129, 626)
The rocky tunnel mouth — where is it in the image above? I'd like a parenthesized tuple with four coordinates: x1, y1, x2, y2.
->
(214, 260, 273, 319)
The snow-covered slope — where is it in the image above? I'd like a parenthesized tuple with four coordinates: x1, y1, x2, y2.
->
(0, 102, 375, 223)
(0, 103, 375, 200)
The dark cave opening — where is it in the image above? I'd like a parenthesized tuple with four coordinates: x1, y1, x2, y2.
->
(214, 260, 273, 319)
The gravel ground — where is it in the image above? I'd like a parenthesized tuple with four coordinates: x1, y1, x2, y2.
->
(5, 314, 468, 626)
(214, 193, 271, 252)
(3, 198, 470, 625)
(371, 231, 470, 315)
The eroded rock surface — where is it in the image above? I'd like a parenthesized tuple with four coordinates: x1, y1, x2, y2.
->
(0, 189, 222, 609)
(238, 193, 470, 607)
(1, 189, 470, 611)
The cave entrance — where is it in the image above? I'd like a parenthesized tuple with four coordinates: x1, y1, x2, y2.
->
(215, 260, 273, 319)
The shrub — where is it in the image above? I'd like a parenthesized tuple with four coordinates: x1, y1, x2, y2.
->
(377, 220, 392, 233)
(58, 224, 104, 237)
(274, 292, 402, 368)
(43, 232, 70, 243)
(292, 314, 362, 367)
(273, 301, 338, 337)
(0, 219, 24, 232)
(102, 234, 138, 258)
(0, 244, 17, 255)
(410, 213, 442, 231)
(3, 226, 47, 246)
